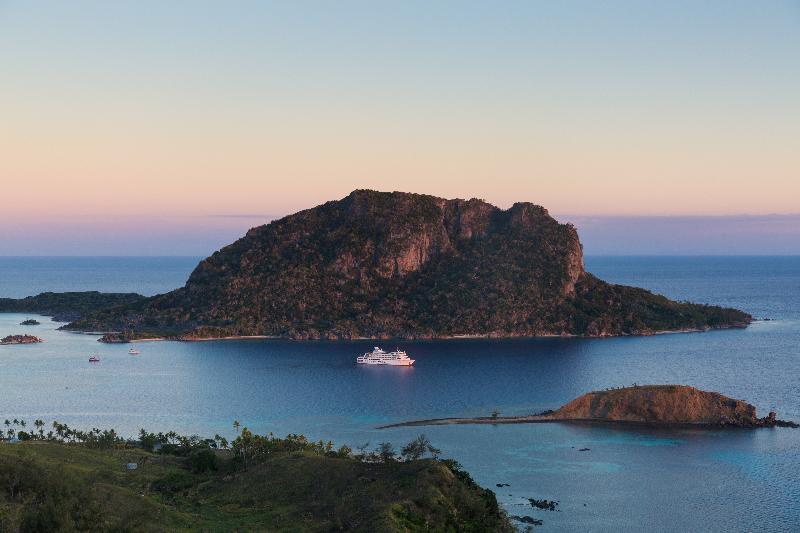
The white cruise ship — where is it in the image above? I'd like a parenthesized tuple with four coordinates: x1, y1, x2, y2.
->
(357, 347, 415, 366)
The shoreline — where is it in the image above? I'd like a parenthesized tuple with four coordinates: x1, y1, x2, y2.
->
(177, 335, 280, 342)
(1, 312, 749, 343)
(379, 414, 556, 428)
(84, 324, 746, 344)
(96, 334, 282, 343)
(378, 414, 799, 430)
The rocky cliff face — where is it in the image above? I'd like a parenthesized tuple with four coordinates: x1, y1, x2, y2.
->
(551, 385, 764, 426)
(66, 190, 751, 340)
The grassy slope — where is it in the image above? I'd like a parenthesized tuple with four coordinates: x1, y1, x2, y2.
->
(0, 442, 512, 532)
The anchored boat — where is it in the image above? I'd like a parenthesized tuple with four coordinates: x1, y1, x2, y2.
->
(356, 347, 414, 366)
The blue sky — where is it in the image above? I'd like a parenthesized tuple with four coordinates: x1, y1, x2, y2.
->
(1, 1, 798, 254)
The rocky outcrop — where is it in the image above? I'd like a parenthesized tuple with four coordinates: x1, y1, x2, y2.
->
(64, 190, 751, 340)
(550, 385, 775, 427)
(1, 334, 43, 345)
(381, 385, 798, 429)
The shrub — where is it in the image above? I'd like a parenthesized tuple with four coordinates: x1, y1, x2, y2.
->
(151, 470, 196, 493)
(187, 447, 218, 473)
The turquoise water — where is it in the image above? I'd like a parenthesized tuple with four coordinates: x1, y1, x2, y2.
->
(1, 256, 798, 530)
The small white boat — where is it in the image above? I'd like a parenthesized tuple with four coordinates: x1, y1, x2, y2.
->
(88, 355, 100, 363)
(357, 347, 415, 366)
(128, 348, 140, 355)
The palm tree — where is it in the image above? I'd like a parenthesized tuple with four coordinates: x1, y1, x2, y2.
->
(3, 419, 9, 428)
(233, 420, 241, 434)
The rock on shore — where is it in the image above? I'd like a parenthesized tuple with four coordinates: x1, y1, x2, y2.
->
(1, 334, 43, 345)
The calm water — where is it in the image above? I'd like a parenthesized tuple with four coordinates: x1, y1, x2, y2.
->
(1, 256, 798, 531)
(0, 256, 201, 298)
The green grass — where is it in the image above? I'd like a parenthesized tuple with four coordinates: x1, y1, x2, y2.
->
(0, 442, 513, 532)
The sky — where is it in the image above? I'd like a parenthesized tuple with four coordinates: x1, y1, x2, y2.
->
(1, 1, 798, 255)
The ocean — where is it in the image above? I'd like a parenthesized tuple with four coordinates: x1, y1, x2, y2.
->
(1, 255, 798, 531)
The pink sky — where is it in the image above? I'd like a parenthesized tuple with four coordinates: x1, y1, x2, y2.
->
(2, 210, 799, 256)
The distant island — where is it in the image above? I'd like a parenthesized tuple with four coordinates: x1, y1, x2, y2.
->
(53, 190, 749, 341)
(0, 291, 146, 322)
(19, 319, 40, 326)
(381, 385, 798, 429)
(0, 334, 43, 345)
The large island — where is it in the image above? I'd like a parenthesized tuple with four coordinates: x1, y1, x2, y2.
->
(61, 190, 751, 341)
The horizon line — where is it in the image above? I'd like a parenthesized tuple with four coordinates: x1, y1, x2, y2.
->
(3, 253, 799, 258)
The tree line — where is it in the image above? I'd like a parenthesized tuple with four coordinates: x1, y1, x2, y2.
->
(1, 417, 444, 472)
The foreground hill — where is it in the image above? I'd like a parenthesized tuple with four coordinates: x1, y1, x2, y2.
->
(66, 190, 750, 340)
(0, 439, 512, 532)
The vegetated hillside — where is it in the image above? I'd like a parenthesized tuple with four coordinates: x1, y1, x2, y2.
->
(0, 291, 146, 322)
(0, 440, 513, 532)
(66, 190, 751, 340)
(551, 385, 765, 426)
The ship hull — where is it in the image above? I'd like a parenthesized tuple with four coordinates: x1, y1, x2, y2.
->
(357, 359, 414, 366)
(357, 347, 414, 366)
